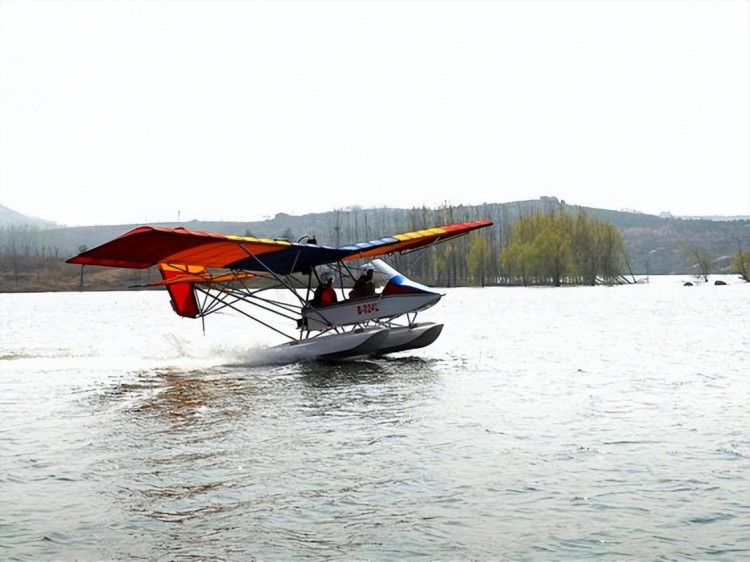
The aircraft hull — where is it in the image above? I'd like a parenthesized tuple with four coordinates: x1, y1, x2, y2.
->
(261, 328, 389, 364)
(260, 322, 444, 363)
(373, 322, 444, 355)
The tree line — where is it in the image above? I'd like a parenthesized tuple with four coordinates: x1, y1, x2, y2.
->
(2, 200, 749, 288)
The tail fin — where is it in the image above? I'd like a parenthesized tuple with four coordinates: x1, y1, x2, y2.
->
(158, 264, 202, 318)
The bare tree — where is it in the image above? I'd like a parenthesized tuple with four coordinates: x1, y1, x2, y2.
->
(77, 245, 87, 289)
(683, 244, 712, 282)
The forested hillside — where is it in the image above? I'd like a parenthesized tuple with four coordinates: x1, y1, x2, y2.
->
(1, 197, 749, 291)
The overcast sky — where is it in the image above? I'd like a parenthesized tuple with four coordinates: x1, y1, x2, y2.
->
(1, 0, 747, 227)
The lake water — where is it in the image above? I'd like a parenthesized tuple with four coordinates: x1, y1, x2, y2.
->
(1, 276, 748, 561)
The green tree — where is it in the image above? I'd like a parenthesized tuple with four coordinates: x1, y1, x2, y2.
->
(467, 234, 490, 286)
(731, 250, 750, 282)
(499, 208, 628, 286)
(595, 222, 626, 283)
(500, 241, 535, 286)
(571, 209, 598, 285)
(533, 213, 573, 286)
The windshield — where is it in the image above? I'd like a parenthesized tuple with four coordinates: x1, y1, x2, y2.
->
(368, 259, 402, 280)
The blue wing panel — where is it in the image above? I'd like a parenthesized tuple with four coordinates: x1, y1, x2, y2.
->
(228, 245, 355, 274)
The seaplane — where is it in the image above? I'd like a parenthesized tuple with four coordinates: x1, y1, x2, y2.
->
(67, 219, 492, 363)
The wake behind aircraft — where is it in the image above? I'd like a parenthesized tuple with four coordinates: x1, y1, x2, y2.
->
(67, 219, 493, 363)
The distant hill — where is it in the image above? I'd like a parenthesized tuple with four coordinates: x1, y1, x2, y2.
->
(0, 203, 56, 228)
(660, 213, 750, 222)
(1, 198, 749, 276)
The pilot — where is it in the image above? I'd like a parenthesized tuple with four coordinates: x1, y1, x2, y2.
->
(312, 271, 338, 307)
(349, 264, 376, 299)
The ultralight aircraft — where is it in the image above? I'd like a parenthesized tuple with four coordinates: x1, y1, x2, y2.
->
(67, 219, 492, 362)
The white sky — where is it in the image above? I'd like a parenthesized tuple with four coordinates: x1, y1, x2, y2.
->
(1, 0, 748, 226)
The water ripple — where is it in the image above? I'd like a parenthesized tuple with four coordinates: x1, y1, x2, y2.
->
(0, 286, 748, 560)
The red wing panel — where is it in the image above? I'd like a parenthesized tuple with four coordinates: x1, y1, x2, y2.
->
(66, 226, 291, 269)
(159, 264, 202, 318)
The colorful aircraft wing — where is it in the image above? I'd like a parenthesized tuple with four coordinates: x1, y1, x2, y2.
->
(66, 226, 353, 274)
(339, 220, 493, 261)
(66, 220, 493, 274)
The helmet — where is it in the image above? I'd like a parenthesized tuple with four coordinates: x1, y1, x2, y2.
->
(321, 269, 335, 283)
(362, 263, 375, 273)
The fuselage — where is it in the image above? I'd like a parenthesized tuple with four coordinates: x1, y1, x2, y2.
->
(301, 263, 442, 331)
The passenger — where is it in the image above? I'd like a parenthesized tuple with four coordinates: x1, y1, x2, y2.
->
(349, 265, 376, 299)
(312, 272, 338, 307)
